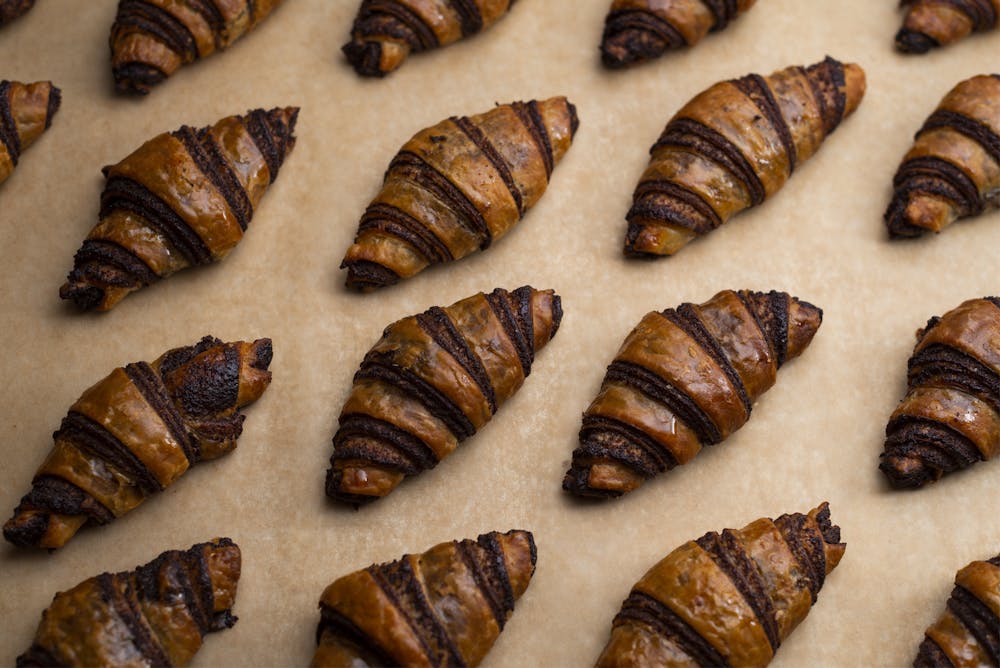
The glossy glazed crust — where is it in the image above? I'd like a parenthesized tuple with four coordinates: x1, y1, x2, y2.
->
(312, 530, 536, 668)
(343, 0, 518, 77)
(3, 337, 272, 549)
(914, 554, 1000, 668)
(0, 0, 34, 25)
(881, 297, 1000, 488)
(896, 0, 1000, 53)
(885, 75, 1000, 238)
(595, 504, 845, 668)
(110, 0, 285, 94)
(0, 80, 61, 185)
(326, 286, 561, 505)
(564, 289, 822, 498)
(17, 538, 241, 667)
(59, 107, 297, 311)
(600, 0, 757, 68)
(624, 57, 866, 257)
(341, 97, 578, 291)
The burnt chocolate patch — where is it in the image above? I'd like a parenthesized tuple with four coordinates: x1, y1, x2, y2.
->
(169, 344, 240, 417)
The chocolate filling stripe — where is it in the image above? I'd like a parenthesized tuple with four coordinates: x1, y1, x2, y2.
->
(0, 80, 21, 165)
(317, 606, 397, 665)
(893, 156, 984, 215)
(485, 289, 533, 377)
(511, 101, 554, 178)
(101, 176, 213, 266)
(243, 109, 288, 184)
(949, 585, 1000, 664)
(578, 413, 678, 476)
(732, 73, 798, 173)
(187, 0, 225, 42)
(59, 411, 162, 493)
(909, 343, 1000, 414)
(629, 178, 723, 233)
(804, 57, 847, 136)
(360, 1, 439, 50)
(616, 591, 730, 667)
(703, 0, 739, 30)
(766, 291, 790, 368)
(922, 109, 1000, 168)
(22, 475, 116, 525)
(44, 85, 61, 130)
(884, 417, 984, 471)
(604, 9, 687, 48)
(74, 240, 160, 288)
(417, 305, 497, 414)
(478, 532, 518, 619)
(605, 360, 722, 445)
(457, 540, 508, 629)
(915, 637, 955, 668)
(114, 0, 199, 61)
(774, 513, 825, 601)
(389, 151, 493, 249)
(359, 202, 453, 264)
(451, 115, 525, 216)
(98, 573, 172, 668)
(336, 414, 438, 473)
(511, 286, 538, 347)
(135, 550, 210, 636)
(124, 361, 199, 464)
(656, 117, 766, 206)
(450, 0, 484, 36)
(173, 126, 252, 231)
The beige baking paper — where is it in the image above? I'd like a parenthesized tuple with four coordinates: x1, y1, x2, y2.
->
(1, 1, 999, 666)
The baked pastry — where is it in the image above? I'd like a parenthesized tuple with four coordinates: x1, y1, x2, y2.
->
(60, 107, 298, 311)
(896, 0, 1000, 54)
(341, 97, 577, 290)
(601, 0, 758, 69)
(595, 504, 844, 667)
(885, 74, 1000, 238)
(0, 80, 61, 185)
(0, 0, 35, 26)
(914, 553, 1000, 667)
(17, 538, 241, 667)
(343, 0, 518, 77)
(327, 287, 561, 505)
(110, 0, 285, 94)
(881, 297, 1000, 488)
(564, 289, 821, 498)
(3, 336, 272, 549)
(312, 530, 535, 667)
(624, 57, 866, 257)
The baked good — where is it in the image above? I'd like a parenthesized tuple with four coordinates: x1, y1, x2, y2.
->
(3, 336, 272, 549)
(327, 287, 561, 505)
(0, 0, 35, 26)
(17, 538, 241, 667)
(60, 107, 298, 311)
(312, 530, 535, 667)
(341, 97, 577, 290)
(914, 553, 1000, 667)
(0, 80, 60, 185)
(896, 0, 1000, 53)
(110, 0, 285, 94)
(601, 0, 758, 69)
(595, 504, 844, 667)
(624, 57, 866, 257)
(564, 289, 821, 498)
(881, 297, 1000, 488)
(885, 74, 1000, 238)
(343, 0, 518, 77)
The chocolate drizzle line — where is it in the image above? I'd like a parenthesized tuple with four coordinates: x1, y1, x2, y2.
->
(615, 591, 730, 667)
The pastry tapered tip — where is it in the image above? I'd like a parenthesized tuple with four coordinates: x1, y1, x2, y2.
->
(3, 508, 87, 550)
(112, 62, 167, 95)
(879, 452, 941, 488)
(808, 502, 845, 573)
(600, 28, 670, 68)
(488, 529, 537, 599)
(198, 538, 242, 613)
(895, 28, 938, 54)
(342, 38, 409, 77)
(343, 259, 401, 291)
(842, 62, 867, 117)
(786, 297, 823, 361)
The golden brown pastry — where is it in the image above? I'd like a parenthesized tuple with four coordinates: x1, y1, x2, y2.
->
(601, 0, 758, 69)
(914, 553, 1000, 668)
(110, 0, 285, 94)
(564, 290, 821, 498)
(343, 0, 518, 77)
(624, 57, 866, 257)
(881, 297, 1000, 488)
(17, 538, 241, 667)
(0, 0, 35, 26)
(595, 504, 844, 667)
(60, 107, 297, 311)
(327, 287, 561, 505)
(312, 530, 535, 668)
(3, 336, 272, 549)
(885, 75, 1000, 238)
(896, 0, 999, 53)
(341, 97, 577, 290)
(0, 80, 60, 185)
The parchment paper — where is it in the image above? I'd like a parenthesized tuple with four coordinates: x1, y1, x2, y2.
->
(2, 1, 999, 666)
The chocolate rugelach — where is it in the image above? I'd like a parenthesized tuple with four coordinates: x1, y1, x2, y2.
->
(312, 530, 535, 667)
(60, 107, 297, 312)
(0, 80, 60, 185)
(623, 57, 866, 257)
(343, 0, 518, 77)
(3, 336, 272, 549)
(564, 289, 822, 499)
(595, 504, 845, 667)
(600, 0, 758, 69)
(18, 538, 241, 667)
(327, 287, 561, 505)
(885, 74, 1000, 239)
(913, 552, 1000, 667)
(0, 0, 35, 26)
(895, 0, 999, 54)
(109, 0, 286, 94)
(880, 298, 1000, 488)
(341, 97, 577, 291)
